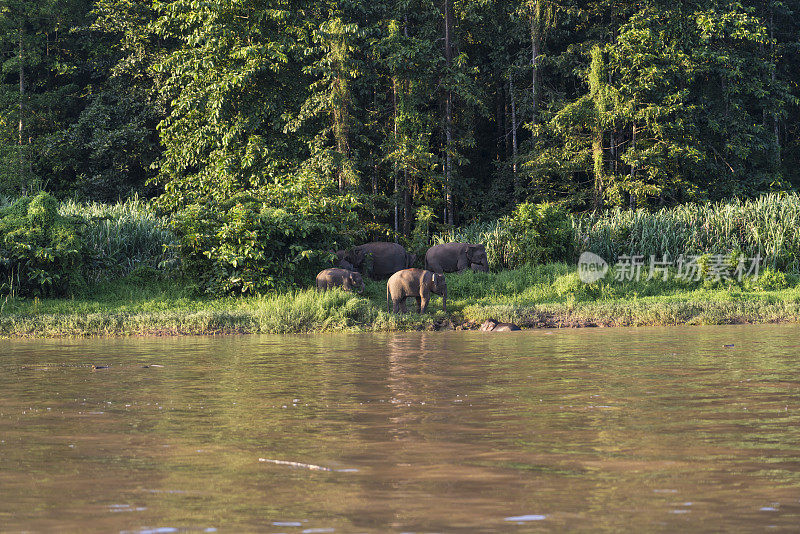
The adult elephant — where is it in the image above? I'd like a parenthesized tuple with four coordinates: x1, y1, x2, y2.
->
(332, 249, 355, 271)
(425, 243, 489, 274)
(344, 242, 416, 279)
(387, 268, 447, 314)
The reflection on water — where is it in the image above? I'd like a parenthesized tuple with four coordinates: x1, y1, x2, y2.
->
(2, 326, 800, 532)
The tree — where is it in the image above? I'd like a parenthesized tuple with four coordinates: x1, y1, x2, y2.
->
(151, 0, 306, 211)
(291, 15, 363, 193)
(0, 0, 91, 195)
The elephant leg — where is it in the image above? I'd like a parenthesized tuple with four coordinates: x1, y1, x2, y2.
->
(456, 255, 470, 272)
(400, 298, 407, 313)
(419, 296, 428, 314)
(415, 296, 422, 314)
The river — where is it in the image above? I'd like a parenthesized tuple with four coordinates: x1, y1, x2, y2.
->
(1, 325, 800, 532)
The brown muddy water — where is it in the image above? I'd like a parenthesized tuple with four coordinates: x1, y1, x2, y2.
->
(1, 326, 800, 532)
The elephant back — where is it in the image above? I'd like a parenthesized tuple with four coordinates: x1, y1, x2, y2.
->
(351, 241, 410, 279)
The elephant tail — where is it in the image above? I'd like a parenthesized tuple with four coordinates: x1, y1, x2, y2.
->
(386, 283, 391, 313)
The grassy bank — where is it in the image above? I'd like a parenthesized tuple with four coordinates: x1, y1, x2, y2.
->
(2, 264, 800, 337)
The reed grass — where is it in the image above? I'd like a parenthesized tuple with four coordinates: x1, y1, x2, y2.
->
(58, 196, 180, 282)
(432, 193, 800, 274)
(576, 193, 800, 272)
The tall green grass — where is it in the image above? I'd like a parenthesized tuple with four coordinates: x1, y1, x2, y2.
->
(59, 196, 180, 282)
(577, 193, 800, 272)
(433, 194, 800, 274)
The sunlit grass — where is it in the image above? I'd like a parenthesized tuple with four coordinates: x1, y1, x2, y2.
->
(2, 264, 800, 337)
(433, 193, 800, 273)
(577, 193, 800, 272)
(58, 196, 180, 282)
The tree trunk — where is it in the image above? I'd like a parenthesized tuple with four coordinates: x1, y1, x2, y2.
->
(608, 69, 617, 178)
(592, 133, 603, 212)
(531, 14, 539, 127)
(19, 25, 25, 194)
(589, 45, 604, 212)
(404, 168, 412, 236)
(372, 89, 379, 195)
(629, 123, 637, 209)
(393, 78, 399, 237)
(510, 77, 518, 176)
(334, 75, 350, 193)
(443, 0, 454, 226)
(770, 6, 780, 151)
(371, 152, 378, 195)
(496, 79, 504, 160)
(502, 85, 510, 158)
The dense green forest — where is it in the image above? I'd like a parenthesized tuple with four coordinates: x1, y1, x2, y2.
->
(1, 0, 800, 295)
(3, 0, 799, 211)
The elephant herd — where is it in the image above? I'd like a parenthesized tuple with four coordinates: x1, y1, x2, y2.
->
(315, 241, 520, 330)
(315, 241, 488, 315)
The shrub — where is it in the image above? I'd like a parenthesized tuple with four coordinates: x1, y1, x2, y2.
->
(499, 202, 575, 268)
(0, 192, 84, 297)
(171, 189, 359, 295)
(432, 202, 574, 269)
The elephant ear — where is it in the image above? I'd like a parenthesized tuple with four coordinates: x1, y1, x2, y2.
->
(464, 245, 476, 261)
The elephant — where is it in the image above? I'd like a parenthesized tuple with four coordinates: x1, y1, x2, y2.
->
(332, 249, 355, 271)
(344, 242, 416, 279)
(387, 268, 447, 314)
(425, 243, 489, 274)
(316, 268, 365, 293)
(479, 319, 520, 332)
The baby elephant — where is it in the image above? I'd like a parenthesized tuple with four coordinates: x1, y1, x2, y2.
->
(387, 268, 447, 314)
(479, 319, 521, 332)
(316, 268, 364, 293)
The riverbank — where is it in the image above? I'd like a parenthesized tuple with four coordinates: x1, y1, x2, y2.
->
(2, 263, 800, 337)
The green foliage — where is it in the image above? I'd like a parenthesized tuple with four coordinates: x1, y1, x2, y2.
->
(0, 193, 179, 297)
(498, 202, 574, 268)
(433, 202, 574, 269)
(524, 1, 797, 208)
(0, 192, 84, 296)
(151, 0, 302, 212)
(742, 268, 790, 292)
(170, 186, 359, 295)
(576, 193, 800, 273)
(59, 196, 179, 282)
(3, 0, 800, 269)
